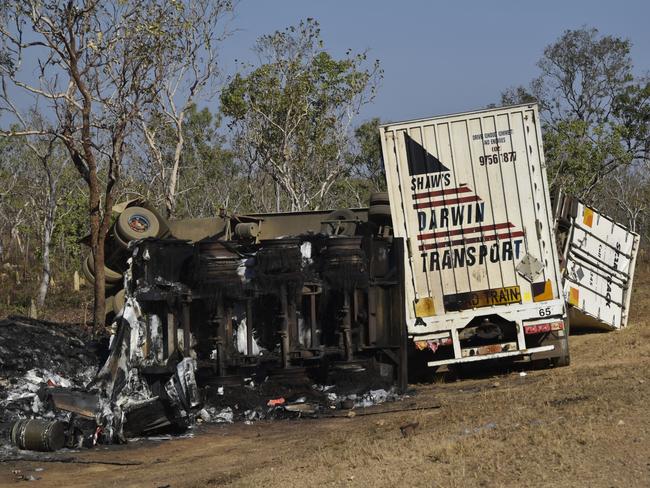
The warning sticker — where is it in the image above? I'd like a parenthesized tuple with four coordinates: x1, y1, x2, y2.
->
(443, 286, 522, 312)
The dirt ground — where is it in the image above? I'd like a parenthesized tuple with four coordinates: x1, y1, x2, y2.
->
(2, 264, 650, 488)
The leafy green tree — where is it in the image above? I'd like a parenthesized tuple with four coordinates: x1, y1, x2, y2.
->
(138, 0, 233, 219)
(221, 18, 382, 212)
(499, 28, 646, 199)
(352, 117, 385, 191)
(130, 104, 238, 218)
(172, 106, 240, 217)
(1, 1, 232, 327)
(325, 117, 386, 208)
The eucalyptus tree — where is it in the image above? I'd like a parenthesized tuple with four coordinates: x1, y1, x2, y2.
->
(0, 0, 221, 327)
(221, 18, 382, 212)
(500, 28, 648, 199)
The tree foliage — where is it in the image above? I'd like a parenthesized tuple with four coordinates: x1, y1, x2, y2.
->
(131, 104, 238, 218)
(221, 18, 382, 211)
(138, 0, 233, 218)
(500, 27, 648, 199)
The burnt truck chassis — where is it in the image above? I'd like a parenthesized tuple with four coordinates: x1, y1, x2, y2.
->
(125, 224, 408, 394)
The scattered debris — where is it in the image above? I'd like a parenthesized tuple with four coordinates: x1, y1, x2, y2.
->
(10, 419, 66, 452)
(0, 316, 103, 424)
(284, 403, 317, 415)
(400, 421, 419, 438)
(547, 395, 590, 407)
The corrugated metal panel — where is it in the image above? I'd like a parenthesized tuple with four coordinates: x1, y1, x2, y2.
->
(381, 104, 564, 336)
(561, 199, 640, 330)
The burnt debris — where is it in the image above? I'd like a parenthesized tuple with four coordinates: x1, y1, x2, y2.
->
(2, 206, 412, 452)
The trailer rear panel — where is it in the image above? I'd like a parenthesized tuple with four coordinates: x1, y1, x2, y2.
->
(381, 104, 565, 342)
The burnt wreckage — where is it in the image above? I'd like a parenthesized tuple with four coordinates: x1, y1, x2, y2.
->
(87, 196, 408, 439)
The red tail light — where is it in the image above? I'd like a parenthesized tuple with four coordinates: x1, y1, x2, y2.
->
(524, 321, 564, 334)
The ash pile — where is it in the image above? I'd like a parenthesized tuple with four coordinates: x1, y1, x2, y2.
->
(0, 316, 103, 424)
(2, 204, 410, 452)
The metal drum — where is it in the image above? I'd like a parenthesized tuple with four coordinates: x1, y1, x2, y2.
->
(11, 419, 66, 452)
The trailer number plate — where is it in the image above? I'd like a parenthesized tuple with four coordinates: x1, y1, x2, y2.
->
(478, 344, 503, 355)
(444, 286, 522, 311)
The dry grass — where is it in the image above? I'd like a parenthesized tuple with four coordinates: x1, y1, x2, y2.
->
(2, 265, 650, 487)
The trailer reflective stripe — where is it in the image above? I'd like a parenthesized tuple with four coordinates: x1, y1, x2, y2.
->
(418, 231, 525, 251)
(417, 222, 514, 241)
(583, 207, 594, 227)
(414, 195, 481, 209)
(413, 184, 472, 200)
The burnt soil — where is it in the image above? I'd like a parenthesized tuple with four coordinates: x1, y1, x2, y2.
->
(1, 264, 650, 487)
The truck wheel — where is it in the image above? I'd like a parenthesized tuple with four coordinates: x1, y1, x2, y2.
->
(551, 330, 571, 368)
(81, 255, 94, 283)
(111, 223, 131, 250)
(112, 288, 126, 315)
(321, 209, 358, 236)
(115, 206, 160, 242)
(368, 204, 391, 218)
(550, 322, 570, 367)
(105, 296, 115, 317)
(369, 191, 390, 206)
(368, 204, 392, 227)
(85, 254, 123, 284)
(550, 353, 570, 367)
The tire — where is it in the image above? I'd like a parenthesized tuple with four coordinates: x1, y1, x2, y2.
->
(115, 206, 160, 242)
(110, 223, 131, 250)
(81, 255, 95, 284)
(369, 191, 390, 206)
(550, 353, 570, 367)
(368, 204, 392, 227)
(321, 209, 358, 236)
(550, 322, 571, 367)
(105, 296, 115, 317)
(86, 254, 123, 284)
(368, 204, 391, 218)
(112, 288, 126, 315)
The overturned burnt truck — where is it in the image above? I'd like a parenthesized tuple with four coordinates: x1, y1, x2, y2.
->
(92, 201, 409, 440)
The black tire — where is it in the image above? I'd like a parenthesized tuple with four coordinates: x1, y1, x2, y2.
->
(115, 206, 160, 242)
(85, 254, 123, 284)
(369, 191, 390, 206)
(550, 353, 570, 367)
(551, 326, 570, 367)
(321, 209, 358, 236)
(368, 204, 391, 218)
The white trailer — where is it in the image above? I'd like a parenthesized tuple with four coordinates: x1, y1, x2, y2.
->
(380, 104, 569, 368)
(554, 193, 640, 331)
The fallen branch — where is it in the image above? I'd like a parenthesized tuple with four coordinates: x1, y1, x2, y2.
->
(2, 457, 143, 466)
(326, 403, 441, 418)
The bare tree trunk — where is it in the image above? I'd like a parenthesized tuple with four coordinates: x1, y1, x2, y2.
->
(165, 126, 184, 219)
(90, 184, 106, 329)
(36, 206, 55, 308)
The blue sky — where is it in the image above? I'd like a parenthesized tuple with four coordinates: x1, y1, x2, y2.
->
(219, 0, 650, 124)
